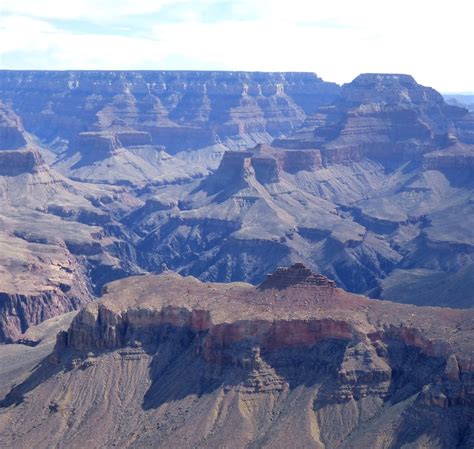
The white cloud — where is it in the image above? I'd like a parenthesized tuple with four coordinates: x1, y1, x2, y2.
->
(0, 0, 190, 21)
(0, 0, 473, 92)
(0, 15, 169, 69)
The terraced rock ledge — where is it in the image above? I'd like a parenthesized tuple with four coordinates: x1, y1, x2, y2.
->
(0, 265, 472, 449)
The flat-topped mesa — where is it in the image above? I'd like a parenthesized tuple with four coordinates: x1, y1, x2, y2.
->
(0, 149, 44, 176)
(259, 263, 337, 290)
(207, 148, 322, 188)
(76, 132, 119, 158)
(253, 143, 323, 174)
(204, 148, 292, 189)
(341, 73, 444, 106)
(203, 151, 253, 191)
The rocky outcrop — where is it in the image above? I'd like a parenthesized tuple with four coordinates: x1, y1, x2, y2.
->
(423, 142, 474, 171)
(254, 144, 323, 173)
(0, 269, 471, 449)
(0, 102, 27, 150)
(0, 149, 44, 176)
(0, 103, 45, 175)
(259, 262, 337, 289)
(0, 290, 88, 343)
(277, 149, 323, 172)
(203, 145, 324, 191)
(340, 74, 442, 107)
(116, 131, 152, 147)
(76, 132, 119, 159)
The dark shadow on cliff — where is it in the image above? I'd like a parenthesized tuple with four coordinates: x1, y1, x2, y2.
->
(387, 399, 472, 449)
(142, 337, 349, 411)
(383, 337, 446, 404)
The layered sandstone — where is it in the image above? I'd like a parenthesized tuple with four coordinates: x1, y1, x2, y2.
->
(204, 145, 324, 191)
(423, 142, 474, 171)
(275, 73, 474, 167)
(0, 267, 472, 449)
(57, 267, 472, 372)
(0, 106, 144, 341)
(0, 69, 473, 331)
(0, 70, 340, 154)
(76, 132, 119, 158)
(0, 102, 44, 175)
(259, 262, 337, 289)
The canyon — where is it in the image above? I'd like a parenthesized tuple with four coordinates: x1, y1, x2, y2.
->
(0, 69, 473, 448)
(0, 70, 473, 342)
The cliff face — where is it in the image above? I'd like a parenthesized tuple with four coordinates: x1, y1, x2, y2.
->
(0, 71, 337, 185)
(0, 267, 472, 449)
(0, 71, 340, 154)
(0, 103, 27, 150)
(422, 142, 474, 171)
(0, 290, 87, 343)
(0, 102, 44, 175)
(0, 149, 44, 176)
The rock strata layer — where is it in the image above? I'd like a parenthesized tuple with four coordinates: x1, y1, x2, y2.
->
(0, 267, 472, 449)
(0, 71, 340, 153)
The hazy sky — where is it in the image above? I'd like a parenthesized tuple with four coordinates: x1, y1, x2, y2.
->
(1, 0, 473, 92)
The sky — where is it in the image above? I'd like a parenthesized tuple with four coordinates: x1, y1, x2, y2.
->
(0, 0, 473, 93)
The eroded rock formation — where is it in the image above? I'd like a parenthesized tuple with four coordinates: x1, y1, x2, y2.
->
(0, 268, 471, 448)
(275, 73, 474, 167)
(0, 71, 340, 153)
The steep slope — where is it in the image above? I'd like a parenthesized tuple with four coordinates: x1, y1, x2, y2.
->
(0, 266, 472, 449)
(0, 312, 77, 398)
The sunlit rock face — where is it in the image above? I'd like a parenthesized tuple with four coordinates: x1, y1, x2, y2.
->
(0, 269, 472, 449)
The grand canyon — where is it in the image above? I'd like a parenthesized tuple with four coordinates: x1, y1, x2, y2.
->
(0, 70, 472, 448)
